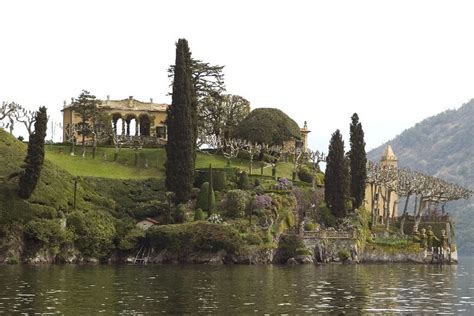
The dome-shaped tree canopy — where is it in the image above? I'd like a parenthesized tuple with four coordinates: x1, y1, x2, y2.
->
(232, 108, 301, 145)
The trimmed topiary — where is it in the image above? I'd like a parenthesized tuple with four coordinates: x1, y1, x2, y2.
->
(194, 169, 226, 191)
(194, 208, 206, 221)
(233, 108, 301, 146)
(297, 167, 314, 183)
(238, 171, 250, 189)
(196, 182, 215, 212)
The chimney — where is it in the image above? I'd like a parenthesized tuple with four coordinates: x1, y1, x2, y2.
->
(150, 98, 153, 103)
(107, 95, 110, 101)
(63, 100, 66, 108)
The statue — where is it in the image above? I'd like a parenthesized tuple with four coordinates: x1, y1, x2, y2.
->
(440, 229, 449, 250)
(426, 225, 439, 250)
(420, 228, 428, 249)
(412, 229, 421, 243)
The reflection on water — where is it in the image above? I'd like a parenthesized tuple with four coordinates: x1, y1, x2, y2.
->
(1, 258, 474, 314)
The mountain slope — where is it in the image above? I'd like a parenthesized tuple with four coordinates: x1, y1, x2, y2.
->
(368, 100, 474, 253)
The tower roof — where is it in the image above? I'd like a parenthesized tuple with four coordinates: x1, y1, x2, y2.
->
(381, 144, 397, 161)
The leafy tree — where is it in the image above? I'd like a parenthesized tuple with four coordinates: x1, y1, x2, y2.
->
(18, 106, 48, 199)
(200, 94, 250, 144)
(70, 90, 102, 157)
(233, 108, 301, 146)
(169, 58, 226, 144)
(165, 38, 196, 203)
(325, 129, 349, 218)
(349, 113, 367, 210)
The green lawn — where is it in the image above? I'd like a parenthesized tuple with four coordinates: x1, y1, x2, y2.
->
(45, 145, 295, 180)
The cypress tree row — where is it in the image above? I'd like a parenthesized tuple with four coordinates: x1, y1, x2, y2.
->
(349, 113, 367, 210)
(165, 39, 196, 203)
(324, 129, 349, 218)
(19, 106, 48, 199)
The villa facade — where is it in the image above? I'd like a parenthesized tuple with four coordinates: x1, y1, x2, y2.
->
(62, 96, 169, 145)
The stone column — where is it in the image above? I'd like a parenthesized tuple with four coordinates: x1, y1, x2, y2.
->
(112, 118, 117, 135)
(135, 118, 139, 136)
(121, 119, 125, 136)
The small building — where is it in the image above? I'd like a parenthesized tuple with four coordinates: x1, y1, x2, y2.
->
(364, 144, 399, 217)
(62, 95, 169, 145)
(136, 218, 159, 231)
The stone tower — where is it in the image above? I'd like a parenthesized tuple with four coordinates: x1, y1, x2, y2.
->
(380, 144, 397, 168)
(364, 144, 399, 218)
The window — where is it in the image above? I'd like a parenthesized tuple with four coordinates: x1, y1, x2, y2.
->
(156, 126, 167, 139)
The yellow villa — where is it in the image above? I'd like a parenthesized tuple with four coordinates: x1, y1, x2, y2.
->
(62, 96, 169, 145)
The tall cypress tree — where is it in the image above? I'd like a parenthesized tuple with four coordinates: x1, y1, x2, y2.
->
(325, 129, 349, 218)
(19, 106, 48, 199)
(349, 113, 367, 210)
(165, 39, 196, 203)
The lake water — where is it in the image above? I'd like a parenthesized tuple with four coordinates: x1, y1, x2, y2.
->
(2, 258, 474, 314)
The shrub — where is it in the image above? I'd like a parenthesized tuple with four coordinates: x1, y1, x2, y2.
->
(129, 200, 166, 220)
(243, 232, 263, 245)
(172, 204, 187, 223)
(117, 227, 145, 251)
(297, 167, 314, 183)
(320, 203, 336, 227)
(261, 153, 277, 163)
(67, 211, 116, 259)
(251, 194, 273, 213)
(196, 182, 215, 212)
(24, 219, 71, 251)
(195, 169, 227, 191)
(304, 222, 316, 231)
(208, 214, 223, 224)
(315, 172, 325, 187)
(296, 247, 311, 256)
(194, 209, 206, 221)
(6, 256, 19, 264)
(147, 222, 243, 254)
(237, 151, 251, 160)
(262, 231, 273, 244)
(338, 249, 350, 262)
(222, 190, 250, 218)
(238, 171, 250, 189)
(274, 178, 293, 190)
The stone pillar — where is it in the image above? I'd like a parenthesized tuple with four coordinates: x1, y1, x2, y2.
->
(112, 119, 117, 135)
(126, 120, 130, 136)
(135, 118, 139, 136)
(121, 119, 125, 136)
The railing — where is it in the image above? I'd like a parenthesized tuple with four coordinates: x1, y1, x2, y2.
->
(394, 214, 451, 223)
(303, 230, 355, 239)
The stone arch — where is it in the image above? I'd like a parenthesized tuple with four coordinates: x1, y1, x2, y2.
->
(111, 113, 122, 135)
(139, 114, 150, 136)
(125, 114, 137, 136)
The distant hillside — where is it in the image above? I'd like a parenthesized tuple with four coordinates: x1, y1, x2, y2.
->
(368, 100, 474, 253)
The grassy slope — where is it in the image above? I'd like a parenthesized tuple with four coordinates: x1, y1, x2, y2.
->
(0, 130, 115, 229)
(45, 145, 295, 180)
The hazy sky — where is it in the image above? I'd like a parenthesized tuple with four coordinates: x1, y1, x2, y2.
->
(1, 0, 474, 152)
